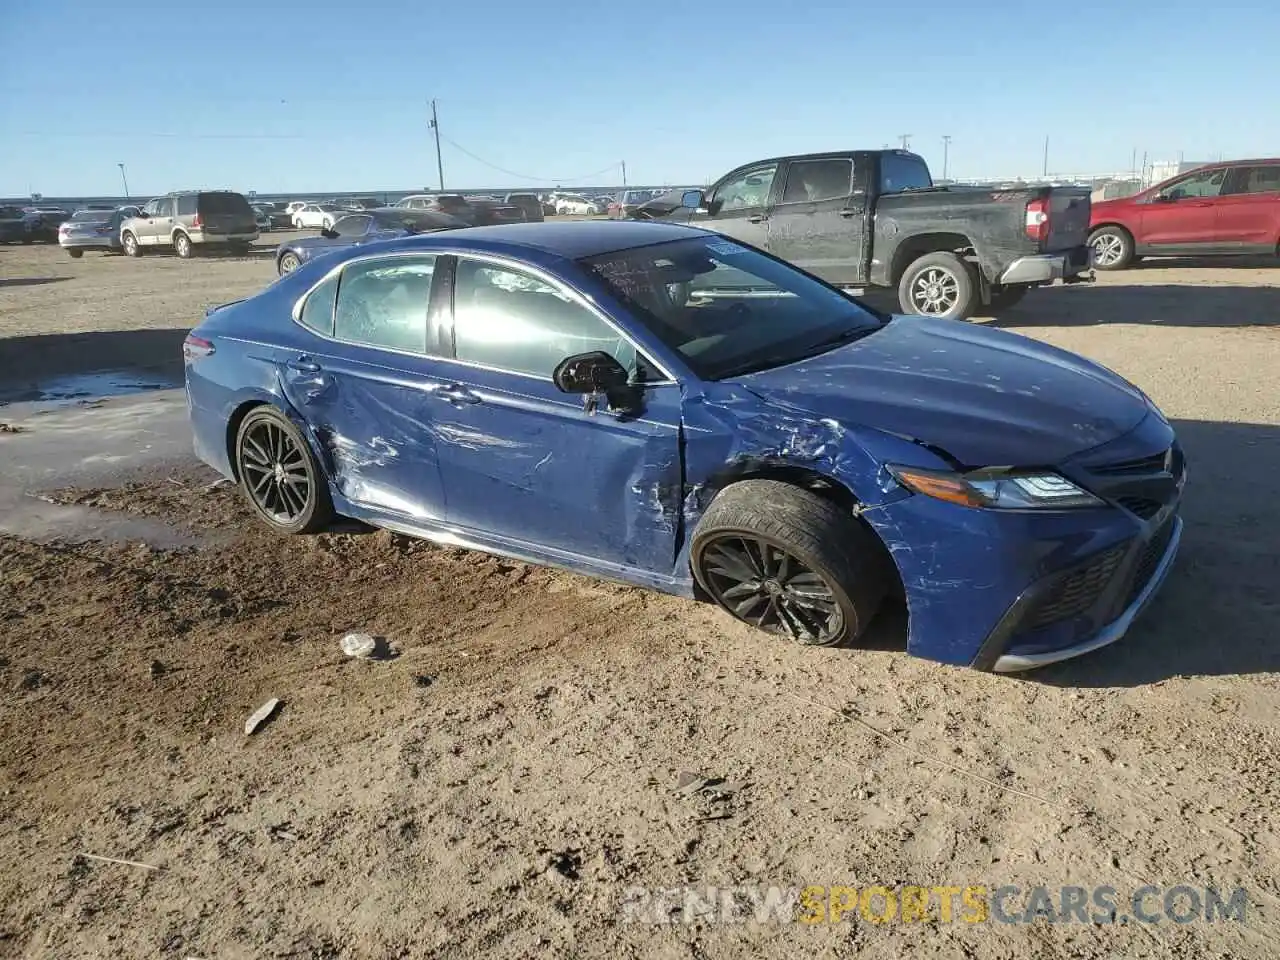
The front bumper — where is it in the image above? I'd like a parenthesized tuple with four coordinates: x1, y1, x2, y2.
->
(999, 245, 1092, 285)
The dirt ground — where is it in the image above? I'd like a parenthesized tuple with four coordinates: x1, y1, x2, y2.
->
(2, 237, 1280, 958)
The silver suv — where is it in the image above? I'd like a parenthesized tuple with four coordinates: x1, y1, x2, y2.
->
(120, 190, 259, 258)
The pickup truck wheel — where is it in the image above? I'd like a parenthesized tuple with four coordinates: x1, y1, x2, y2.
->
(691, 480, 887, 647)
(988, 286, 1028, 311)
(899, 252, 979, 321)
(1088, 226, 1134, 270)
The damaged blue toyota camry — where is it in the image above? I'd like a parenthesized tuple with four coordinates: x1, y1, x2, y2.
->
(184, 220, 1184, 672)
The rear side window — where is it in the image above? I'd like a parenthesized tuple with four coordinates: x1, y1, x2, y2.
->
(779, 158, 854, 203)
(879, 153, 932, 193)
(177, 195, 197, 216)
(198, 192, 254, 215)
(334, 256, 437, 354)
(298, 271, 339, 336)
(452, 259, 635, 378)
(1223, 165, 1280, 196)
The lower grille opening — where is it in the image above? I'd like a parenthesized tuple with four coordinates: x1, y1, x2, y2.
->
(1022, 543, 1127, 631)
(1117, 496, 1164, 520)
(1126, 519, 1175, 607)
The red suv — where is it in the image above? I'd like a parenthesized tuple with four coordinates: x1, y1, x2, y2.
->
(1089, 159, 1280, 269)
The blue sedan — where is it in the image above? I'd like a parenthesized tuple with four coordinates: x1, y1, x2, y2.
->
(274, 207, 466, 276)
(184, 221, 1184, 672)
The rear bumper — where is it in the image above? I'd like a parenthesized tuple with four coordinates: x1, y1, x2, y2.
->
(999, 245, 1092, 285)
(189, 229, 260, 244)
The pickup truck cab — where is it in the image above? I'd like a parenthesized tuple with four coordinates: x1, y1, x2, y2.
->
(638, 150, 1092, 320)
(1088, 158, 1280, 270)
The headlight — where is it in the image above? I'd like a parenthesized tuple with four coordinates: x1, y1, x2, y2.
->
(887, 465, 1103, 510)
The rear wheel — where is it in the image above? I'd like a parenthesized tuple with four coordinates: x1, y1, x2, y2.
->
(122, 231, 141, 257)
(234, 407, 333, 535)
(66, 248, 84, 259)
(1088, 226, 1134, 270)
(691, 480, 887, 647)
(278, 251, 301, 276)
(898, 252, 980, 320)
(173, 232, 193, 258)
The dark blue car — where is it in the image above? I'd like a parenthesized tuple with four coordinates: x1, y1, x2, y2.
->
(274, 207, 466, 276)
(185, 221, 1184, 672)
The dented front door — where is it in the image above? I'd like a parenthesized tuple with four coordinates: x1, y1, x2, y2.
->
(430, 374, 684, 574)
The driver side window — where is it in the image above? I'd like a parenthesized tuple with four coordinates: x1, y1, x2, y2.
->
(712, 164, 778, 213)
(1164, 169, 1225, 200)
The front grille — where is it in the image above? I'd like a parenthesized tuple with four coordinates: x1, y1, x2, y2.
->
(1126, 518, 1175, 607)
(1022, 543, 1128, 631)
(1093, 448, 1169, 476)
(1117, 495, 1164, 520)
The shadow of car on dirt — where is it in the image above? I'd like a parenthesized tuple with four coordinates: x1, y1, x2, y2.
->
(1030, 418, 1280, 687)
(0, 327, 187, 404)
(999, 282, 1280, 328)
(0, 277, 71, 288)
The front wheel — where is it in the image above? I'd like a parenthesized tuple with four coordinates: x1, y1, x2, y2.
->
(691, 480, 888, 647)
(234, 407, 334, 535)
(173, 232, 193, 258)
(1088, 226, 1135, 270)
(898, 252, 979, 320)
(278, 251, 301, 276)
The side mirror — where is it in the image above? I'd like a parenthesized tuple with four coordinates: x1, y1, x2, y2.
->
(552, 351, 628, 395)
(320, 227, 338, 239)
(680, 189, 705, 209)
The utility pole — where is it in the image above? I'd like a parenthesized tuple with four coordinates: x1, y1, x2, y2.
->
(1042, 136, 1049, 178)
(621, 160, 627, 187)
(429, 99, 444, 191)
(117, 162, 129, 199)
(1130, 147, 1137, 181)
(898, 133, 912, 151)
(941, 135, 952, 181)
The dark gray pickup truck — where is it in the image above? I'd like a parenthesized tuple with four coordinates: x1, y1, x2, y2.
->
(633, 149, 1093, 320)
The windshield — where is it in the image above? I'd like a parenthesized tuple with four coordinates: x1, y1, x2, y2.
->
(580, 236, 884, 380)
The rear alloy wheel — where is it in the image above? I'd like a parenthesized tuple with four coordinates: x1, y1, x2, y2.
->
(122, 231, 141, 257)
(67, 248, 83, 259)
(234, 407, 333, 535)
(278, 251, 301, 276)
(898, 252, 979, 321)
(691, 480, 887, 647)
(173, 232, 193, 258)
(1089, 226, 1134, 271)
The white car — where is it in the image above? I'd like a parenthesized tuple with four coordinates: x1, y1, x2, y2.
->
(292, 203, 344, 230)
(554, 194, 602, 216)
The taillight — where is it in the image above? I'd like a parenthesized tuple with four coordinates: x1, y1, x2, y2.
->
(183, 334, 215, 361)
(192, 213, 203, 228)
(59, 224, 70, 234)
(1025, 198, 1049, 244)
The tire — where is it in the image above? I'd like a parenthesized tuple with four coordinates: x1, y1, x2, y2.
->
(67, 248, 83, 259)
(234, 406, 334, 535)
(690, 479, 888, 647)
(898, 251, 979, 320)
(173, 232, 193, 259)
(278, 251, 301, 276)
(122, 231, 141, 257)
(1088, 226, 1135, 270)
(987, 285, 1028, 312)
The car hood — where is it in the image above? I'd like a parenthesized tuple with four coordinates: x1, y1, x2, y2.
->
(732, 316, 1150, 467)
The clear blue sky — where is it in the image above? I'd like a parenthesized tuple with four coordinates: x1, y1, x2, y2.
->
(0, 0, 1272, 197)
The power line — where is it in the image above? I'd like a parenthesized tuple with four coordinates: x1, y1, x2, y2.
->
(437, 134, 620, 184)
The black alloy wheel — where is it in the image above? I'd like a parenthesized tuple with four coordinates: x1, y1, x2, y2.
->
(234, 407, 333, 534)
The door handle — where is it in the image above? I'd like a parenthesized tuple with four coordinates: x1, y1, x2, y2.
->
(287, 356, 321, 373)
(746, 214, 768, 224)
(436, 384, 480, 405)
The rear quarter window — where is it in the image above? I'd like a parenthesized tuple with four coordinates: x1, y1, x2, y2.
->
(298, 271, 339, 336)
(177, 195, 197, 216)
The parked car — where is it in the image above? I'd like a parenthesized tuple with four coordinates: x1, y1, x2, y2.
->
(608, 190, 657, 219)
(252, 205, 274, 232)
(554, 194, 602, 216)
(1088, 158, 1280, 270)
(184, 220, 1183, 673)
(0, 205, 32, 243)
(503, 193, 546, 223)
(394, 194, 525, 225)
(22, 207, 69, 242)
(285, 201, 313, 216)
(633, 150, 1093, 320)
(258, 203, 294, 230)
(274, 207, 466, 276)
(292, 203, 347, 230)
(120, 190, 259, 258)
(58, 208, 133, 257)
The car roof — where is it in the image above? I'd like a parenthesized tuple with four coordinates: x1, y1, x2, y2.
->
(383, 219, 709, 260)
